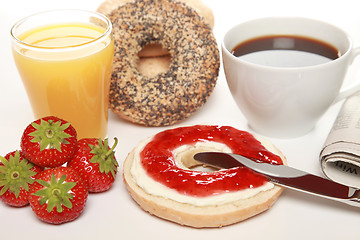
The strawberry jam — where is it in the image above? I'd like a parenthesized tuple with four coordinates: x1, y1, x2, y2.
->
(140, 125, 283, 197)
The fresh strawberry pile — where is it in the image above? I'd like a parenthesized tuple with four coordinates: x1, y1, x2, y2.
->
(0, 116, 118, 224)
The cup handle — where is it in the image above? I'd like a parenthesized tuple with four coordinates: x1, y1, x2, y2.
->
(334, 47, 360, 103)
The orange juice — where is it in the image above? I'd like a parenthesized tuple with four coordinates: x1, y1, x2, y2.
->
(12, 23, 114, 139)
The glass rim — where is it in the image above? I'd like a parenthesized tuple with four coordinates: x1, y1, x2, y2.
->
(10, 9, 112, 51)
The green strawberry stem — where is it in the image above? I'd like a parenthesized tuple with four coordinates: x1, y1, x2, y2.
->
(105, 137, 118, 158)
(45, 128, 56, 139)
(34, 173, 76, 213)
(11, 171, 20, 180)
(89, 138, 119, 178)
(0, 151, 36, 198)
(29, 119, 72, 152)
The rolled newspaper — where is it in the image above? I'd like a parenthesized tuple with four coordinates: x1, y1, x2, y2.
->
(320, 91, 360, 188)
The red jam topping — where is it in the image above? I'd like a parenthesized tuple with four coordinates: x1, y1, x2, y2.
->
(140, 125, 283, 197)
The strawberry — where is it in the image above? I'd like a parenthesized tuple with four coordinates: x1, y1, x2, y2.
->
(0, 150, 43, 207)
(20, 116, 77, 168)
(67, 138, 118, 193)
(29, 166, 88, 224)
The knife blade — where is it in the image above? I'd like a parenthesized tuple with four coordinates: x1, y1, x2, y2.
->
(194, 152, 360, 207)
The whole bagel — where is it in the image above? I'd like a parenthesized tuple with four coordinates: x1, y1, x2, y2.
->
(108, 0, 220, 126)
(123, 125, 286, 228)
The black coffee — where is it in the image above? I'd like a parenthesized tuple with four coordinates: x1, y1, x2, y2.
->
(231, 35, 340, 67)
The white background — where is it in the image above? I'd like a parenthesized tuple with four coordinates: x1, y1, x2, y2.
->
(1, 0, 360, 239)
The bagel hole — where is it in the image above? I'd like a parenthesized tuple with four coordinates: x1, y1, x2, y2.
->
(137, 43, 171, 77)
(175, 148, 221, 173)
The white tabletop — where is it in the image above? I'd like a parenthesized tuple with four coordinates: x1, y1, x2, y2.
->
(1, 0, 360, 239)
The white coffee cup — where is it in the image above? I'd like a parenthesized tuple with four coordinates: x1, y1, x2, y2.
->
(222, 17, 360, 138)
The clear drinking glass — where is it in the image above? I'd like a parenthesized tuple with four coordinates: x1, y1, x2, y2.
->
(11, 9, 114, 139)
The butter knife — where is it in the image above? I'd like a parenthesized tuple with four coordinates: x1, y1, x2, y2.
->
(194, 152, 360, 207)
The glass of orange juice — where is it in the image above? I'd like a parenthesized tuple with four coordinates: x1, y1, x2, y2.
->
(11, 9, 114, 139)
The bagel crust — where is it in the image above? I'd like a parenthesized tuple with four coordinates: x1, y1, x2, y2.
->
(108, 0, 220, 126)
(97, 0, 215, 30)
(123, 125, 286, 228)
